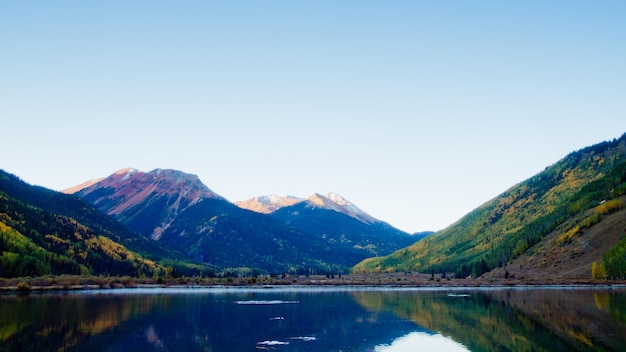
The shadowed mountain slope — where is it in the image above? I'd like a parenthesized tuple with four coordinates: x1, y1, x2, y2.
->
(271, 194, 416, 257)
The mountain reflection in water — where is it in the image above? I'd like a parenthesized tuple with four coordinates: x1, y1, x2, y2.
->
(374, 331, 469, 351)
(0, 286, 625, 351)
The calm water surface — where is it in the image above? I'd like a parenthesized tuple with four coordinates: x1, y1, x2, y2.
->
(1, 286, 626, 351)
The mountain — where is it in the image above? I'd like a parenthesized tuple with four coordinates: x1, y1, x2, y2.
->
(0, 170, 182, 278)
(70, 168, 224, 240)
(235, 194, 303, 213)
(306, 192, 380, 224)
(237, 192, 385, 225)
(70, 168, 319, 271)
(270, 193, 415, 257)
(354, 133, 626, 280)
(238, 192, 419, 258)
(68, 169, 416, 272)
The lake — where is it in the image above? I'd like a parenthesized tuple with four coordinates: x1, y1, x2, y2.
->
(1, 286, 625, 351)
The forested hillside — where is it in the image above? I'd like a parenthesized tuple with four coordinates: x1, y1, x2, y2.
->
(0, 170, 209, 278)
(354, 134, 626, 280)
(0, 191, 158, 277)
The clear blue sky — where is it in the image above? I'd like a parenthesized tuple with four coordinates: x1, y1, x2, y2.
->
(2, 1, 625, 233)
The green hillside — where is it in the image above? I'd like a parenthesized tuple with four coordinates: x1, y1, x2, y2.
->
(354, 133, 626, 279)
(0, 192, 157, 277)
(0, 170, 210, 278)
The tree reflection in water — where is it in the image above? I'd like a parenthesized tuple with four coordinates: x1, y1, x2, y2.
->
(352, 287, 626, 352)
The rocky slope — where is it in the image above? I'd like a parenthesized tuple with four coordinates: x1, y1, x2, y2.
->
(70, 168, 224, 240)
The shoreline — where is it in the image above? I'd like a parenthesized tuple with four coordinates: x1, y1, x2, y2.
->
(2, 274, 625, 293)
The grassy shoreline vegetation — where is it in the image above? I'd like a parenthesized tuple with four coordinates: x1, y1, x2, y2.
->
(1, 273, 624, 293)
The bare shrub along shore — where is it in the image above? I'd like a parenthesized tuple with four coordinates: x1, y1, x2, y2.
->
(1, 273, 622, 292)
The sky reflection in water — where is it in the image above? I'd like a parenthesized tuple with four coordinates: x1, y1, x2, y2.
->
(375, 331, 469, 351)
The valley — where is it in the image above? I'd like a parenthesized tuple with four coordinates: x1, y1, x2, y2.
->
(1, 133, 626, 283)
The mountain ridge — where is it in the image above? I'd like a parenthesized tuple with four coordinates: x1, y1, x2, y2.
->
(237, 192, 382, 226)
(67, 168, 416, 272)
(270, 199, 415, 258)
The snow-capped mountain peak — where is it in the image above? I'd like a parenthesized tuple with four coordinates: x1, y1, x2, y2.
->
(235, 194, 303, 214)
(238, 192, 380, 224)
(306, 192, 378, 224)
(325, 192, 352, 207)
